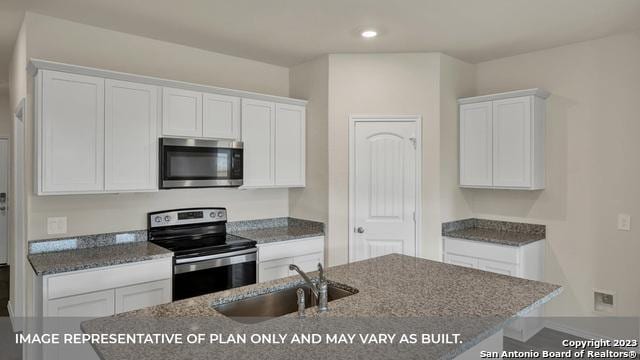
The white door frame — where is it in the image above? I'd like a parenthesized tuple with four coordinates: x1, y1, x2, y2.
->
(348, 115, 423, 263)
(10, 98, 26, 332)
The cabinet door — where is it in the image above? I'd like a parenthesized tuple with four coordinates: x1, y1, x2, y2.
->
(258, 257, 292, 282)
(293, 252, 323, 273)
(115, 279, 171, 313)
(45, 290, 114, 360)
(105, 79, 158, 191)
(40, 70, 105, 193)
(492, 96, 532, 188)
(242, 99, 275, 186)
(444, 253, 478, 269)
(274, 103, 305, 186)
(459, 101, 493, 187)
(477, 259, 519, 277)
(162, 87, 202, 137)
(203, 93, 241, 139)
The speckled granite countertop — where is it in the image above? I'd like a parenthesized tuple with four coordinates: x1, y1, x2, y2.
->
(28, 241, 173, 276)
(227, 217, 324, 244)
(82, 254, 561, 360)
(442, 218, 545, 246)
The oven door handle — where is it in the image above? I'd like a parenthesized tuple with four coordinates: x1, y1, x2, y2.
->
(174, 248, 257, 274)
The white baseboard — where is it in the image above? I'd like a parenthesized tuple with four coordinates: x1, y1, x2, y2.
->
(545, 320, 639, 352)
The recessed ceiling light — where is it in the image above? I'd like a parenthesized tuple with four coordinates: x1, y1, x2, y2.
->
(361, 30, 378, 38)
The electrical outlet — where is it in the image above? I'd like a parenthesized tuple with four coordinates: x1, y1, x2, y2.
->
(594, 289, 615, 313)
(617, 214, 631, 231)
(47, 217, 67, 235)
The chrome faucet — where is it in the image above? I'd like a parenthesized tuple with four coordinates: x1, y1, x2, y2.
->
(289, 263, 329, 313)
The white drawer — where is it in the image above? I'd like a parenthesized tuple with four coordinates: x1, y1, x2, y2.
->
(444, 237, 520, 265)
(257, 236, 324, 262)
(46, 258, 172, 300)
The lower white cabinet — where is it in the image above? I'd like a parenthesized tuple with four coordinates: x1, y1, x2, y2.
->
(257, 236, 324, 283)
(443, 236, 545, 342)
(33, 258, 172, 360)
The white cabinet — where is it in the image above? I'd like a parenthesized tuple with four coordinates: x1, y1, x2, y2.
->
(257, 236, 324, 283)
(274, 104, 306, 186)
(162, 88, 242, 140)
(39, 70, 105, 194)
(242, 100, 306, 188)
(458, 88, 548, 190)
(203, 93, 241, 139)
(115, 279, 172, 313)
(242, 99, 275, 186)
(162, 87, 202, 137)
(443, 236, 545, 342)
(105, 79, 158, 191)
(460, 101, 493, 187)
(34, 258, 171, 360)
(36, 70, 159, 195)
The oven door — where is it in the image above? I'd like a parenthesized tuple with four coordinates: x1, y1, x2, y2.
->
(160, 138, 243, 188)
(173, 248, 257, 301)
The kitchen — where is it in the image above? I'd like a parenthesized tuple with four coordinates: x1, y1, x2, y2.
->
(1, 1, 640, 359)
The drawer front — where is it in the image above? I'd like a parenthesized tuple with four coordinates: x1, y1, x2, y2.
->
(258, 257, 293, 283)
(444, 253, 478, 269)
(477, 259, 519, 276)
(444, 237, 520, 265)
(257, 236, 324, 262)
(46, 258, 172, 300)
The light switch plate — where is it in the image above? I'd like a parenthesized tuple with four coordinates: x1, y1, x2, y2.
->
(617, 214, 631, 231)
(47, 217, 67, 235)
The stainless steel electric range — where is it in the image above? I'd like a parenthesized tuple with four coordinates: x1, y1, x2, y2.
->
(147, 208, 257, 301)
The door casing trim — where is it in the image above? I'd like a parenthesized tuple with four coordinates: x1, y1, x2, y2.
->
(348, 115, 423, 263)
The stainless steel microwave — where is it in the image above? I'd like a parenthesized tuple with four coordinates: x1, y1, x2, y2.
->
(159, 138, 243, 189)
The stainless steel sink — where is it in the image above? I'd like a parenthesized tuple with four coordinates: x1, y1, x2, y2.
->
(213, 282, 358, 324)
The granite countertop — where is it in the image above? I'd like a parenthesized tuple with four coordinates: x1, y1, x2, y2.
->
(28, 241, 173, 276)
(227, 217, 324, 244)
(442, 218, 546, 246)
(82, 254, 561, 360)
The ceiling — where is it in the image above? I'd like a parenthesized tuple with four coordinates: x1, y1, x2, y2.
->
(1, 0, 640, 83)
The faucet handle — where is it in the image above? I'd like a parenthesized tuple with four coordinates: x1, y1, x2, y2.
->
(317, 263, 325, 282)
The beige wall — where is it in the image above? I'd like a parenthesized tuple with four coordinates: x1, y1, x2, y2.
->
(473, 31, 640, 330)
(289, 55, 329, 223)
(327, 53, 442, 265)
(21, 13, 293, 240)
(438, 54, 476, 223)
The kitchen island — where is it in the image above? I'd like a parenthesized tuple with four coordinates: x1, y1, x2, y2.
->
(81, 254, 560, 359)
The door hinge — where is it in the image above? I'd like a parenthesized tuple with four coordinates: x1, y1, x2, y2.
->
(412, 211, 416, 222)
(409, 137, 417, 149)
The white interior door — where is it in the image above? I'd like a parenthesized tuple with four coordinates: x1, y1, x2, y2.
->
(351, 119, 418, 262)
(0, 139, 7, 264)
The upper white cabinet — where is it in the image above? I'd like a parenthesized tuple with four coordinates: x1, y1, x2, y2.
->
(274, 104, 306, 186)
(242, 100, 306, 188)
(162, 88, 241, 140)
(242, 99, 275, 186)
(105, 79, 158, 191)
(162, 87, 203, 137)
(39, 70, 105, 193)
(203, 93, 241, 139)
(36, 70, 159, 195)
(458, 89, 548, 190)
(30, 59, 308, 194)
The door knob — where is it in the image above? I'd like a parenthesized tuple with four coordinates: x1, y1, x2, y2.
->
(356, 227, 365, 234)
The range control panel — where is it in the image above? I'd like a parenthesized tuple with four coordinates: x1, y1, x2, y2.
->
(149, 208, 227, 227)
